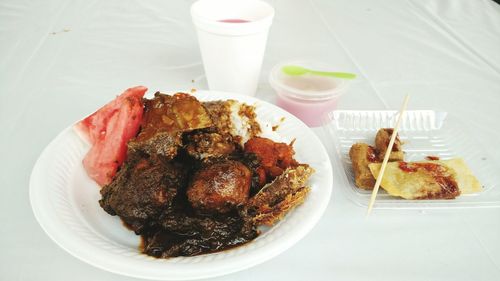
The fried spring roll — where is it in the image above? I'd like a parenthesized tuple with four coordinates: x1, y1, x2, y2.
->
(349, 143, 378, 190)
(375, 128, 404, 161)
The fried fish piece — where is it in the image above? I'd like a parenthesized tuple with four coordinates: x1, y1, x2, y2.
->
(375, 128, 404, 161)
(244, 164, 314, 226)
(349, 143, 379, 190)
(368, 158, 481, 200)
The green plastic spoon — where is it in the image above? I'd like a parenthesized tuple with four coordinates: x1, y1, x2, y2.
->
(282, 65, 356, 79)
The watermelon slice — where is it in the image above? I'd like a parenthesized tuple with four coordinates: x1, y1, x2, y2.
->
(74, 86, 147, 186)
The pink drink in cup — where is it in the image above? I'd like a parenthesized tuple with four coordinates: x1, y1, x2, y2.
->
(276, 95, 340, 127)
(218, 19, 250, 23)
(269, 61, 349, 127)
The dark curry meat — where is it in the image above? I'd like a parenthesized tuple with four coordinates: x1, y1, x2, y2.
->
(99, 93, 314, 258)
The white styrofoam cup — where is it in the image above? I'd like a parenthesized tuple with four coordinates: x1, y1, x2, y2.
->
(191, 0, 274, 96)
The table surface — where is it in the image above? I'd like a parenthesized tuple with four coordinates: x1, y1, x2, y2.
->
(2, 0, 500, 280)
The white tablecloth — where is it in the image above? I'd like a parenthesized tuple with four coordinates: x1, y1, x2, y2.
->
(1, 0, 500, 280)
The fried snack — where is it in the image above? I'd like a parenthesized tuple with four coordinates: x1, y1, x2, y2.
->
(349, 143, 379, 190)
(375, 128, 404, 161)
(251, 188, 309, 226)
(443, 158, 482, 194)
(245, 164, 314, 226)
(368, 158, 481, 200)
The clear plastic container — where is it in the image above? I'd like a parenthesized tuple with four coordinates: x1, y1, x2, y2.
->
(269, 61, 349, 127)
(323, 110, 500, 209)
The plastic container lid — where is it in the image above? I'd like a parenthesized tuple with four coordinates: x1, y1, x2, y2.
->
(269, 60, 349, 101)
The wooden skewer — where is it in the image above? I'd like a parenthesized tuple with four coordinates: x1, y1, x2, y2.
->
(366, 95, 410, 216)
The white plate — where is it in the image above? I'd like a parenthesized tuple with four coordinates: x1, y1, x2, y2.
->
(30, 90, 333, 280)
(323, 110, 500, 209)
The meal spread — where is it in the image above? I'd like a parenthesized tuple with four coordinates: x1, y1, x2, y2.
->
(74, 86, 314, 258)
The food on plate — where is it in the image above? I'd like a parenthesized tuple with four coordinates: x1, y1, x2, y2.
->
(244, 164, 314, 226)
(75, 86, 147, 186)
(244, 137, 299, 188)
(144, 211, 257, 258)
(368, 158, 482, 199)
(203, 100, 261, 145)
(185, 131, 236, 160)
(99, 152, 187, 233)
(128, 92, 212, 159)
(184, 99, 260, 161)
(187, 160, 252, 213)
(348, 127, 482, 200)
(349, 143, 379, 190)
(374, 128, 404, 161)
(75, 89, 314, 258)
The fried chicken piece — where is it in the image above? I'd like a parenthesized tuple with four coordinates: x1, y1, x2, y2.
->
(187, 160, 252, 213)
(128, 92, 212, 159)
(375, 128, 404, 161)
(349, 143, 379, 190)
(244, 164, 314, 226)
(244, 137, 298, 186)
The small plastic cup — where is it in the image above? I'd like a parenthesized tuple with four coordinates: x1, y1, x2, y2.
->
(269, 61, 350, 127)
(191, 0, 274, 96)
